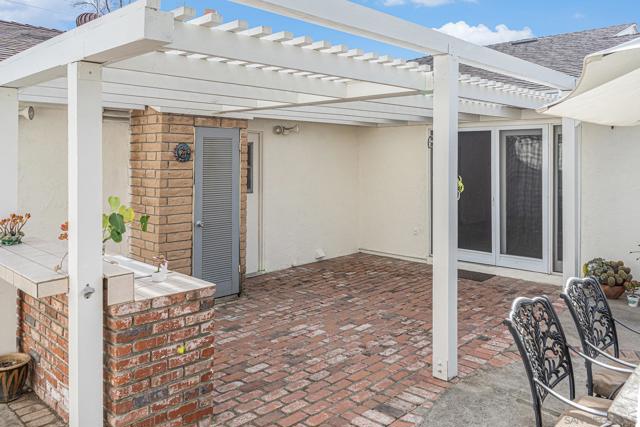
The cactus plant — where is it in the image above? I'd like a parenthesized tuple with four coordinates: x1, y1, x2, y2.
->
(583, 258, 633, 299)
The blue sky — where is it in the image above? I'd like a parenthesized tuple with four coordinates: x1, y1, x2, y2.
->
(1, 0, 638, 59)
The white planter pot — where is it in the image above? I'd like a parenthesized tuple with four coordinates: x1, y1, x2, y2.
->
(627, 295, 639, 308)
(151, 272, 167, 283)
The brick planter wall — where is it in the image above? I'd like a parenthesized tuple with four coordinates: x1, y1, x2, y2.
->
(18, 292, 70, 422)
(129, 107, 248, 281)
(104, 287, 216, 427)
(17, 285, 215, 427)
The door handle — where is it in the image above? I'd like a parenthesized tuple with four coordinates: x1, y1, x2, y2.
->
(195, 221, 205, 228)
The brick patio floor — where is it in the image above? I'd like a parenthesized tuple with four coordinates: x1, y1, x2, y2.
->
(212, 253, 561, 426)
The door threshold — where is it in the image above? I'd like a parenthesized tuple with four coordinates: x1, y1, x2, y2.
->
(456, 260, 563, 286)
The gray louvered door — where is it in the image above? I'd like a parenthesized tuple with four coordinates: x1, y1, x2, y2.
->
(194, 128, 240, 298)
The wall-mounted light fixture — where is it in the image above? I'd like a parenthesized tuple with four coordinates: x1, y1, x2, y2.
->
(273, 124, 300, 136)
(19, 106, 35, 121)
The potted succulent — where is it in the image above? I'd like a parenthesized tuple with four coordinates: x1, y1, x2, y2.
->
(583, 258, 633, 299)
(0, 213, 31, 246)
(625, 281, 640, 307)
(152, 255, 169, 282)
(0, 353, 30, 403)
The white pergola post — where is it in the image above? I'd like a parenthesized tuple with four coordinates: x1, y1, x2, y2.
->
(562, 117, 580, 282)
(431, 53, 459, 381)
(67, 61, 104, 427)
(0, 87, 19, 355)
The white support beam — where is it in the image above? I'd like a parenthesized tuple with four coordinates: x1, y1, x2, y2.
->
(231, 0, 575, 89)
(0, 87, 19, 356)
(562, 118, 581, 282)
(0, 88, 18, 218)
(67, 62, 104, 427)
(0, 0, 173, 88)
(432, 54, 459, 381)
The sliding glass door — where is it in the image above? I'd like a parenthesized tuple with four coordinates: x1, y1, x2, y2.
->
(456, 126, 550, 273)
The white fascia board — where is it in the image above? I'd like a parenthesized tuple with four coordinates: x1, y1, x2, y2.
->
(166, 20, 428, 91)
(457, 83, 551, 110)
(230, 0, 575, 89)
(112, 52, 350, 99)
(0, 0, 173, 88)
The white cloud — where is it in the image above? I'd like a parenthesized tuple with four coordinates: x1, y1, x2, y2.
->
(436, 21, 534, 45)
(0, 0, 77, 28)
(383, 0, 406, 6)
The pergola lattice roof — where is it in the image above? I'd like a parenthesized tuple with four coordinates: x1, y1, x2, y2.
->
(1, 0, 569, 126)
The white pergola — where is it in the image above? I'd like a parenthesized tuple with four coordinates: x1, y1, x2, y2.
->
(0, 1, 580, 425)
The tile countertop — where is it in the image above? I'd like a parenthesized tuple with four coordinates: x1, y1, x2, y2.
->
(0, 239, 215, 303)
(103, 255, 216, 303)
(608, 364, 639, 427)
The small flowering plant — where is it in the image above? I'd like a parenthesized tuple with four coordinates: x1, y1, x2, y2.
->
(0, 213, 31, 245)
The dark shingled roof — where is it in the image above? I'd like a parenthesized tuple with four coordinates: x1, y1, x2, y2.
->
(416, 23, 640, 90)
(0, 20, 61, 62)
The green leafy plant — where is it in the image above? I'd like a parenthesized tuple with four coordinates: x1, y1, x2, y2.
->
(583, 258, 633, 288)
(103, 196, 149, 245)
(625, 280, 640, 296)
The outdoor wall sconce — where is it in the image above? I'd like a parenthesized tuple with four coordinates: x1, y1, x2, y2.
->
(273, 124, 300, 136)
(19, 106, 34, 121)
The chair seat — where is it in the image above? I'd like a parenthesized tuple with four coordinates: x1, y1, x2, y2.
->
(593, 368, 631, 399)
(555, 396, 612, 427)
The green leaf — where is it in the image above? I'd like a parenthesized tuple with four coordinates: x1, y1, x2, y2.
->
(110, 229, 123, 243)
(108, 196, 121, 211)
(109, 213, 126, 234)
(119, 206, 135, 223)
(102, 214, 109, 230)
(140, 215, 150, 233)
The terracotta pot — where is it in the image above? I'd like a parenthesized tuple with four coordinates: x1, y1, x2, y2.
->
(0, 353, 30, 403)
(600, 284, 626, 300)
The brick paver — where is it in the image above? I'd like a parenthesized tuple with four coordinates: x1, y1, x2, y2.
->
(213, 253, 560, 426)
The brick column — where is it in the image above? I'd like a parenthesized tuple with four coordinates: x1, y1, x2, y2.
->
(129, 108, 248, 281)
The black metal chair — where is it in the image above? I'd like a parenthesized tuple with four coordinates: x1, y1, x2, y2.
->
(561, 276, 638, 398)
(504, 296, 615, 427)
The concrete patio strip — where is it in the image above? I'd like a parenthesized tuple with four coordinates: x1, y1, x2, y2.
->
(212, 253, 564, 426)
(420, 300, 640, 427)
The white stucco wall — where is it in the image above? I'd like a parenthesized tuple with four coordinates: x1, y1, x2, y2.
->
(18, 105, 130, 253)
(248, 119, 360, 272)
(356, 125, 430, 260)
(581, 123, 640, 272)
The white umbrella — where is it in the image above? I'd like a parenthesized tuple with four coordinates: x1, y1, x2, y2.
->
(540, 36, 640, 126)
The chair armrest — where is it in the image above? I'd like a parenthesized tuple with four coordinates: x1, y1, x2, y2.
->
(569, 345, 635, 374)
(586, 342, 638, 369)
(615, 319, 640, 336)
(533, 378, 609, 418)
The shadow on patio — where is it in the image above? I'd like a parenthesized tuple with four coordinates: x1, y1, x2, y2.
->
(212, 253, 562, 426)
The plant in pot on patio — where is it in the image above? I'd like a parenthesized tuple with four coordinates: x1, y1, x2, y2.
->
(0, 213, 31, 246)
(0, 353, 31, 403)
(625, 280, 640, 307)
(583, 258, 633, 299)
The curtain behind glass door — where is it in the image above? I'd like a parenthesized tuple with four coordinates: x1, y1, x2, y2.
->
(458, 131, 492, 253)
(500, 129, 543, 259)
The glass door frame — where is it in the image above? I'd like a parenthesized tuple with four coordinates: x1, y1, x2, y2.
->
(456, 124, 551, 274)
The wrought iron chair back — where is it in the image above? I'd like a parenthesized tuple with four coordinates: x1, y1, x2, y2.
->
(504, 296, 575, 427)
(561, 276, 620, 395)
